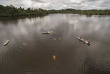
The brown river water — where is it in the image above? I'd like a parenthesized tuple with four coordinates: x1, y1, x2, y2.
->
(0, 14, 110, 74)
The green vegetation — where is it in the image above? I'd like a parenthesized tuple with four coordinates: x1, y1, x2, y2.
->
(48, 9, 110, 15)
(0, 5, 110, 17)
(0, 5, 49, 17)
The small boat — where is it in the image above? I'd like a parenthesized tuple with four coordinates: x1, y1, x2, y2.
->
(43, 31, 54, 34)
(4, 40, 9, 46)
(77, 37, 91, 46)
(43, 32, 51, 34)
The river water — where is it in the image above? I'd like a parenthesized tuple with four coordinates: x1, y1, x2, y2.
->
(0, 14, 110, 74)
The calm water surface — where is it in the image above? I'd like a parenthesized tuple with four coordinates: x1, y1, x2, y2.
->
(0, 14, 110, 74)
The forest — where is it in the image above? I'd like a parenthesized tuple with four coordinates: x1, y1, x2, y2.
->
(49, 9, 110, 15)
(0, 5, 49, 17)
(0, 5, 110, 17)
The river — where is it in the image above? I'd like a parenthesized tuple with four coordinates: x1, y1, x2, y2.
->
(0, 14, 110, 74)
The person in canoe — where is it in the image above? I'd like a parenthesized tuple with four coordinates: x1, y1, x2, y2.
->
(77, 37, 91, 46)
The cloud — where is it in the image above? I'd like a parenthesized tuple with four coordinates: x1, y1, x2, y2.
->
(0, 0, 110, 10)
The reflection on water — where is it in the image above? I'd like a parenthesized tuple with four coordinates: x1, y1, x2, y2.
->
(0, 14, 110, 74)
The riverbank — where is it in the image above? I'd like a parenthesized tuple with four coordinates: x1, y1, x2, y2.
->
(0, 5, 110, 17)
(48, 9, 110, 15)
(0, 5, 49, 17)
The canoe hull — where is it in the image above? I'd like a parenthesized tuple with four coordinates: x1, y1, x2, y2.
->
(4, 40, 9, 46)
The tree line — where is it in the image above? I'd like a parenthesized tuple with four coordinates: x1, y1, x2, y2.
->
(0, 5, 110, 17)
(49, 9, 110, 15)
(0, 5, 49, 17)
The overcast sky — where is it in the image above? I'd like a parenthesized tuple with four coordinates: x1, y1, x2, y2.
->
(0, 0, 110, 10)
